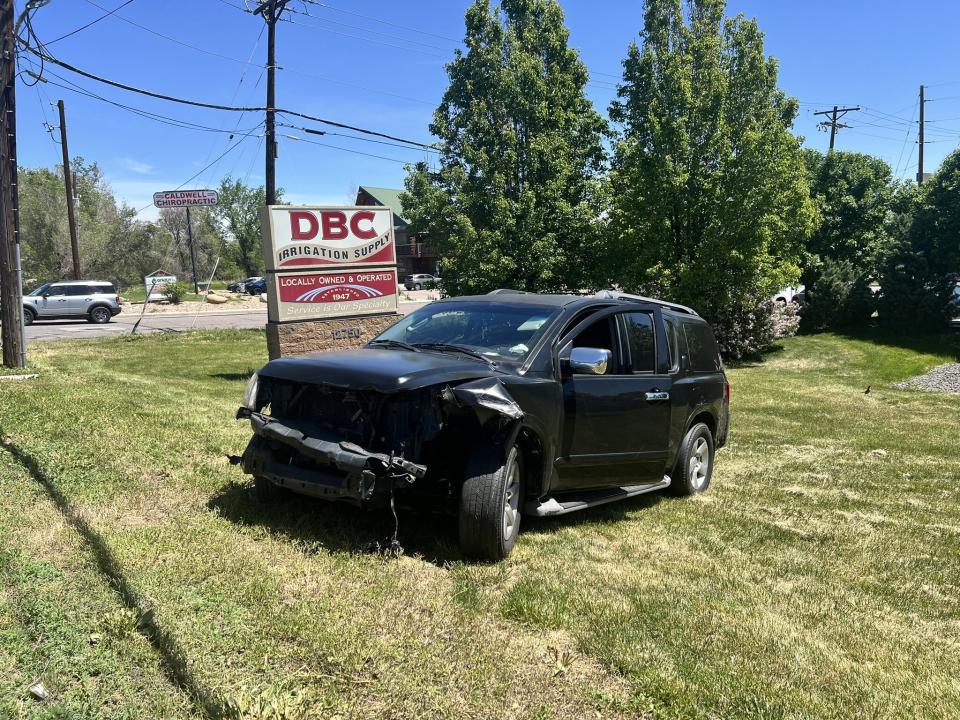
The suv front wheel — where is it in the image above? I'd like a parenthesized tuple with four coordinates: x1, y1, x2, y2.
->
(670, 422, 714, 496)
(23, 307, 35, 326)
(459, 444, 523, 561)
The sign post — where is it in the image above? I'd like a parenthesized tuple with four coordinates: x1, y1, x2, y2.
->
(261, 205, 401, 359)
(153, 190, 219, 295)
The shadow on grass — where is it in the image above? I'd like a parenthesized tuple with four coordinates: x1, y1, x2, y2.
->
(832, 325, 960, 360)
(208, 481, 464, 566)
(209, 370, 258, 382)
(0, 435, 227, 720)
(209, 480, 671, 563)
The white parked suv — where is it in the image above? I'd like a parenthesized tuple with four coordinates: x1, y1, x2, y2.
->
(23, 281, 121, 325)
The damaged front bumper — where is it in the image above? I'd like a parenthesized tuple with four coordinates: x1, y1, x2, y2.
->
(233, 408, 427, 505)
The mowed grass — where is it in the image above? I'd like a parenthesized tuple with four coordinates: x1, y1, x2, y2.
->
(0, 329, 958, 719)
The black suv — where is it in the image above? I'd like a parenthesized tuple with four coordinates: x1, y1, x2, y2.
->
(235, 290, 729, 560)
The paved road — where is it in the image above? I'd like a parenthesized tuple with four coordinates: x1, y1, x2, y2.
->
(25, 303, 428, 342)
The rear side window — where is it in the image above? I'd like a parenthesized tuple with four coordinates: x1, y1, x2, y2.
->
(623, 313, 656, 373)
(66, 285, 92, 296)
(682, 321, 722, 372)
(93, 284, 116, 295)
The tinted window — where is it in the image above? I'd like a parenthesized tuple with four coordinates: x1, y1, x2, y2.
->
(45, 285, 68, 296)
(624, 313, 656, 372)
(663, 316, 680, 372)
(28, 283, 50, 296)
(66, 285, 92, 296)
(91, 284, 116, 295)
(682, 321, 722, 372)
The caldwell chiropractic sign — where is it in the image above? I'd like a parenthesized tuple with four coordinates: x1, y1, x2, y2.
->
(261, 205, 399, 324)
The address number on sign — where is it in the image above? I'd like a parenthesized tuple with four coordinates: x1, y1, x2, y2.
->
(331, 327, 362, 340)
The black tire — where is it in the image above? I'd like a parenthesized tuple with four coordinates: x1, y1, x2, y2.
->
(88, 306, 112, 324)
(254, 475, 286, 502)
(23, 307, 35, 326)
(669, 422, 714, 496)
(413, 283, 422, 291)
(459, 444, 524, 561)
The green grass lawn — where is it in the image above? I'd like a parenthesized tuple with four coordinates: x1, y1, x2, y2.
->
(0, 329, 958, 719)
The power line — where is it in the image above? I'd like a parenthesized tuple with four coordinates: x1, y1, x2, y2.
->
(135, 133, 255, 213)
(81, 0, 267, 67)
(276, 118, 439, 153)
(299, 0, 461, 43)
(29, 64, 265, 135)
(283, 3, 456, 54)
(282, 133, 420, 165)
(18, 41, 436, 148)
(893, 100, 918, 177)
(44, 0, 134, 45)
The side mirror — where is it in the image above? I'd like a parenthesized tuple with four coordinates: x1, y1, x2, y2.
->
(569, 347, 612, 376)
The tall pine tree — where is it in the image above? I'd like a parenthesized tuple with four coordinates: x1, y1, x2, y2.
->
(607, 0, 814, 357)
(401, 0, 607, 295)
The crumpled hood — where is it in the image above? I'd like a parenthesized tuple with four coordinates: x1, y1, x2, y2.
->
(258, 347, 500, 392)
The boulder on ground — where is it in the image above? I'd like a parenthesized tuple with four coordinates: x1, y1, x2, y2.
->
(206, 293, 228, 304)
(259, 293, 268, 303)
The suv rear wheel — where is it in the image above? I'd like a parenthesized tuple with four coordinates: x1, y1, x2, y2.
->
(459, 444, 523, 561)
(88, 306, 112, 324)
(670, 422, 714, 496)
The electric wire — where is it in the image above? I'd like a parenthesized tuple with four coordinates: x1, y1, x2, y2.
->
(298, 0, 461, 43)
(18, 41, 436, 148)
(44, 0, 135, 45)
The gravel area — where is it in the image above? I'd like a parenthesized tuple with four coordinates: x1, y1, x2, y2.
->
(893, 363, 960, 393)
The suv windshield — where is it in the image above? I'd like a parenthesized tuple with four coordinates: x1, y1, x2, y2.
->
(373, 301, 558, 362)
(28, 283, 50, 296)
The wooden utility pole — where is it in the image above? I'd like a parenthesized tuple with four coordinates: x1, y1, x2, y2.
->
(0, 0, 25, 368)
(57, 99, 80, 278)
(918, 84, 926, 184)
(256, 0, 289, 206)
(814, 105, 860, 152)
(185, 207, 199, 294)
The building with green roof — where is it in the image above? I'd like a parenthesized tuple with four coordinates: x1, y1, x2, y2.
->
(355, 186, 439, 277)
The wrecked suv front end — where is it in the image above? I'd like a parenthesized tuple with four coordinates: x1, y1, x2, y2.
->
(233, 357, 524, 509)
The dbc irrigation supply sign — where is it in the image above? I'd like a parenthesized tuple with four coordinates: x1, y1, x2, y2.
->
(144, 270, 177, 301)
(262, 205, 396, 271)
(269, 268, 399, 323)
(153, 189, 219, 209)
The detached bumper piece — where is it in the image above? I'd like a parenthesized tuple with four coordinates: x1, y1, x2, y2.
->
(236, 408, 427, 505)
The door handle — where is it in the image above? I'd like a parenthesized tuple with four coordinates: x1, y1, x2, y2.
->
(645, 391, 670, 401)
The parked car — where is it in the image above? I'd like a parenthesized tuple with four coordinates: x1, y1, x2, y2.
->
(772, 285, 805, 304)
(23, 281, 121, 325)
(245, 278, 267, 295)
(228, 277, 262, 294)
(950, 282, 960, 315)
(233, 290, 729, 560)
(403, 274, 439, 291)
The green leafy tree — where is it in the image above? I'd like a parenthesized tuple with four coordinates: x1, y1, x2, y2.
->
(212, 177, 278, 277)
(18, 158, 169, 288)
(607, 0, 815, 357)
(401, 0, 608, 295)
(800, 150, 895, 330)
(878, 149, 960, 329)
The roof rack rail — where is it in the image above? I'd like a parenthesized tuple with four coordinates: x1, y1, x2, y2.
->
(593, 290, 699, 316)
(487, 288, 533, 295)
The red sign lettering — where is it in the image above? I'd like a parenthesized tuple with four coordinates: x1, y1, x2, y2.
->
(290, 211, 319, 240)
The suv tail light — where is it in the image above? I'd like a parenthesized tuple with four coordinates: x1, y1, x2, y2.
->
(723, 379, 731, 403)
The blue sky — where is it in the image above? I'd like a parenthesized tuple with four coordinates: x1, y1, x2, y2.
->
(15, 0, 960, 219)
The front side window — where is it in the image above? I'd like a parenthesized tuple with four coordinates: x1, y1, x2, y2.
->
(373, 301, 558, 362)
(624, 313, 656, 373)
